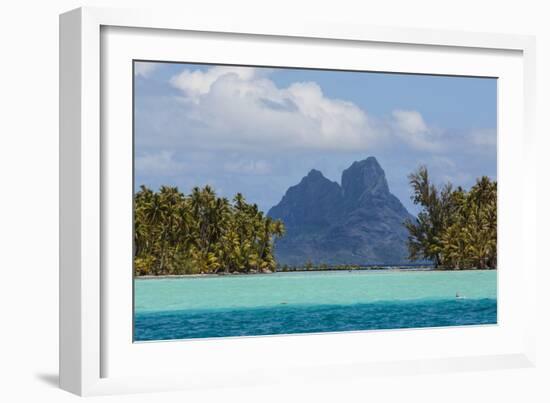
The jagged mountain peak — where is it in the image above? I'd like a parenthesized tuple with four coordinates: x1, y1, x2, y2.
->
(268, 157, 413, 265)
(307, 168, 324, 177)
(342, 156, 390, 201)
(268, 167, 342, 229)
(302, 168, 329, 182)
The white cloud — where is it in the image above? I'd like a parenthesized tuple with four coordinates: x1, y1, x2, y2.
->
(391, 109, 442, 151)
(135, 151, 185, 175)
(134, 62, 158, 78)
(392, 110, 428, 134)
(135, 66, 449, 155)
(224, 159, 272, 175)
(170, 66, 265, 102)
(166, 66, 378, 151)
(469, 128, 497, 147)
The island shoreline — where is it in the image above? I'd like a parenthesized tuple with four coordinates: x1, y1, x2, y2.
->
(135, 266, 496, 279)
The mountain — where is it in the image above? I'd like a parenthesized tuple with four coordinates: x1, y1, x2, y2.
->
(268, 157, 414, 265)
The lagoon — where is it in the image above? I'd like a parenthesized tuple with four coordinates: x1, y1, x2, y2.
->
(134, 270, 497, 341)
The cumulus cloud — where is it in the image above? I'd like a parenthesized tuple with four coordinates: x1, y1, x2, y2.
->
(392, 110, 428, 134)
(135, 65, 452, 157)
(170, 66, 265, 102)
(165, 66, 378, 151)
(134, 62, 158, 78)
(135, 151, 186, 175)
(391, 110, 442, 151)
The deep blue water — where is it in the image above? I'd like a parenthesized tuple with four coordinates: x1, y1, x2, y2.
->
(134, 298, 497, 341)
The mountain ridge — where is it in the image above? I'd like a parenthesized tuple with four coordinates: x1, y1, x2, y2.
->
(268, 156, 414, 265)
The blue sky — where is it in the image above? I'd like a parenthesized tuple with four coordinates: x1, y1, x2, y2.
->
(134, 61, 496, 214)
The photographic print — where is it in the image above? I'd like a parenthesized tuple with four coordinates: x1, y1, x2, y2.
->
(133, 61, 497, 341)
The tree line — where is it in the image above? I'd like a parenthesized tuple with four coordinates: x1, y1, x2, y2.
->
(134, 185, 285, 275)
(404, 167, 497, 270)
(135, 166, 496, 275)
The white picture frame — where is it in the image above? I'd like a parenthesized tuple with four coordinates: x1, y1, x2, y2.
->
(59, 6, 537, 396)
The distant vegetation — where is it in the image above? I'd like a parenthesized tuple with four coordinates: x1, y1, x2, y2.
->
(278, 262, 430, 272)
(134, 185, 285, 275)
(404, 167, 497, 270)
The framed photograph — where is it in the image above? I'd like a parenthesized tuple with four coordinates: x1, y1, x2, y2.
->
(60, 7, 537, 396)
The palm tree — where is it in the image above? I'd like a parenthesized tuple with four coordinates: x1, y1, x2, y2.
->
(405, 167, 497, 270)
(133, 184, 285, 276)
(404, 166, 450, 267)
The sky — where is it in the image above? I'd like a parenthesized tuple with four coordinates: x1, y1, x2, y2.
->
(134, 61, 497, 215)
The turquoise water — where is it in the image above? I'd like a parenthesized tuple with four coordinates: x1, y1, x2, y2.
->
(134, 270, 497, 341)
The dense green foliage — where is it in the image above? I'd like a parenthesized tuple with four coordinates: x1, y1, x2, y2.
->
(134, 185, 285, 275)
(404, 167, 497, 269)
